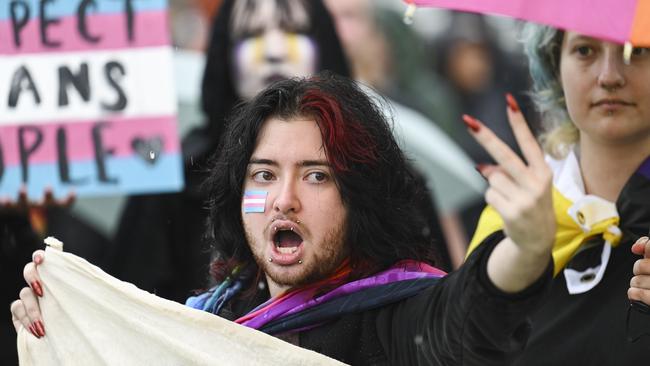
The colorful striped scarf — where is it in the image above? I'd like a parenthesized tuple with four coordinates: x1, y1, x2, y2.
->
(188, 260, 445, 334)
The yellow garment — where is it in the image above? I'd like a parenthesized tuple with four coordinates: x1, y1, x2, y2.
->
(17, 239, 344, 366)
(467, 188, 621, 276)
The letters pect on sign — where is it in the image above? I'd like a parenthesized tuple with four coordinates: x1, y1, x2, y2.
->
(0, 0, 183, 199)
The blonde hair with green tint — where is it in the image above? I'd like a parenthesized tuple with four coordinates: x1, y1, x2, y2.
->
(521, 23, 579, 158)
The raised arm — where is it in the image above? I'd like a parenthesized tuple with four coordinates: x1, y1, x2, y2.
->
(464, 94, 556, 293)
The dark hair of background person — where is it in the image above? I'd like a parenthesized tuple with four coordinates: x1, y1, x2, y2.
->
(204, 73, 438, 285)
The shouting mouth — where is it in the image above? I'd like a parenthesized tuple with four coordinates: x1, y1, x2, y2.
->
(269, 222, 304, 265)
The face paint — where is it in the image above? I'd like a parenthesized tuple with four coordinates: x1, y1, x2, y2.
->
(243, 190, 268, 213)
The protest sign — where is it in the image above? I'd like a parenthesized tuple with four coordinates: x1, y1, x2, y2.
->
(0, 0, 183, 199)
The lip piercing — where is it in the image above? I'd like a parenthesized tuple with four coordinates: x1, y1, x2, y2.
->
(295, 220, 301, 224)
(268, 258, 273, 262)
(290, 227, 294, 231)
(298, 260, 303, 264)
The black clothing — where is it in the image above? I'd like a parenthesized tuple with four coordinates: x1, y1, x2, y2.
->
(218, 237, 552, 365)
(514, 166, 650, 366)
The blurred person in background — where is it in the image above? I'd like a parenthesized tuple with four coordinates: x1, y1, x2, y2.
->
(108, 0, 351, 303)
(432, 12, 532, 163)
(326, 0, 485, 267)
(431, 12, 533, 236)
(326, 0, 459, 142)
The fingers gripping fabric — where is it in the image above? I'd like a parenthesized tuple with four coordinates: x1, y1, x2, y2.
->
(16, 240, 345, 366)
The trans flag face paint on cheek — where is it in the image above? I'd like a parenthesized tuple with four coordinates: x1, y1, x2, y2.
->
(243, 190, 268, 213)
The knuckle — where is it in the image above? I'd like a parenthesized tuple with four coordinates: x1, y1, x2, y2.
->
(26, 307, 40, 319)
(639, 260, 650, 275)
(19, 287, 33, 299)
(9, 299, 22, 312)
(484, 188, 496, 205)
(628, 287, 640, 301)
(23, 263, 35, 278)
(642, 291, 650, 305)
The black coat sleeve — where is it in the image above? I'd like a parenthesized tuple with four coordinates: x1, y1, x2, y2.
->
(376, 232, 554, 365)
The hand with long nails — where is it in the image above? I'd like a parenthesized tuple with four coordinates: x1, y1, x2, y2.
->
(10, 250, 46, 339)
(465, 93, 556, 293)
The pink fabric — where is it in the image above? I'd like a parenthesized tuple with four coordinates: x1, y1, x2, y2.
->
(414, 0, 638, 44)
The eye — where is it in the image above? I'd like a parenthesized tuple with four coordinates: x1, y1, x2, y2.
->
(574, 45, 594, 57)
(252, 170, 275, 182)
(305, 171, 328, 183)
(632, 47, 650, 57)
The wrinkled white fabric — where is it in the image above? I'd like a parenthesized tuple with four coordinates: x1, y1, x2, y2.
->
(17, 244, 344, 366)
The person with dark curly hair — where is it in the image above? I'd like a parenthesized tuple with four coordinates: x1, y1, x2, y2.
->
(13, 72, 558, 364)
(106, 0, 353, 303)
(179, 73, 553, 364)
(108, 0, 456, 304)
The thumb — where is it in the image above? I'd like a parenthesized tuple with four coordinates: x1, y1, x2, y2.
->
(631, 236, 650, 257)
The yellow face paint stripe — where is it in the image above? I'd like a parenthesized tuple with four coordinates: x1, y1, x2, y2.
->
(253, 36, 264, 64)
(287, 33, 299, 63)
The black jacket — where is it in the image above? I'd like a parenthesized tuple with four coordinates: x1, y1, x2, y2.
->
(218, 237, 552, 365)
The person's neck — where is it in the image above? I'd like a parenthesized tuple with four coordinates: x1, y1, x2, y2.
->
(578, 137, 650, 201)
(266, 276, 290, 298)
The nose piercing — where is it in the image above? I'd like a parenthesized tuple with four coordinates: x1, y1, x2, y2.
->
(268, 258, 273, 262)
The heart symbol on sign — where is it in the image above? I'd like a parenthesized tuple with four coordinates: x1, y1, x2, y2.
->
(131, 136, 164, 165)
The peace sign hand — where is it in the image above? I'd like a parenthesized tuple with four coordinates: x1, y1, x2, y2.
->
(464, 94, 556, 292)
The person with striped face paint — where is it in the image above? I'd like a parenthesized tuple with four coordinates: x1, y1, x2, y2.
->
(103, 0, 351, 305)
(229, 0, 318, 100)
(183, 74, 554, 364)
(11, 73, 557, 364)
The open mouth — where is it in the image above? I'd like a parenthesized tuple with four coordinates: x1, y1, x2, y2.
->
(268, 223, 305, 265)
(273, 229, 303, 254)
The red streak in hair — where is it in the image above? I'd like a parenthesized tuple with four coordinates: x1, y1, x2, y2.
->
(301, 90, 378, 172)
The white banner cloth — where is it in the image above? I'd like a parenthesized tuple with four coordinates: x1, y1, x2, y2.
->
(17, 241, 344, 366)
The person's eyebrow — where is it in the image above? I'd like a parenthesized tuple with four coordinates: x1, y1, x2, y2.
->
(248, 158, 277, 166)
(248, 158, 330, 167)
(299, 160, 330, 168)
(567, 34, 596, 43)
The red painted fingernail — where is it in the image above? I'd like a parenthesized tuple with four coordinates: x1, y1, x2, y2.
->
(28, 324, 39, 338)
(462, 114, 481, 133)
(35, 320, 46, 337)
(31, 281, 43, 297)
(505, 93, 520, 113)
